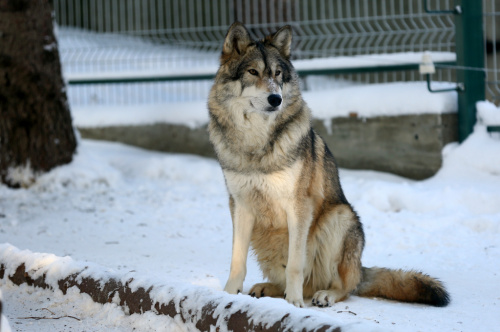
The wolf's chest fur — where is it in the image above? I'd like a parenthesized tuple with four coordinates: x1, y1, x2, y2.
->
(225, 158, 302, 216)
(225, 108, 276, 152)
(224, 164, 299, 198)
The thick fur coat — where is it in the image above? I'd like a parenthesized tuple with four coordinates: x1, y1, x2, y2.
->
(208, 22, 449, 308)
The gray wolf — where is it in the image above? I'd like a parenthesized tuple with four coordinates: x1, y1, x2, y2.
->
(208, 22, 450, 308)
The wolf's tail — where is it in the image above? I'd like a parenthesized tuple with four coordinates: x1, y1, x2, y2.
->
(353, 267, 450, 307)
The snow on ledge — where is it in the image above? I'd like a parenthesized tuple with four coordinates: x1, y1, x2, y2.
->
(0, 243, 377, 332)
(72, 82, 457, 129)
(72, 100, 208, 129)
(477, 100, 500, 125)
(305, 82, 457, 121)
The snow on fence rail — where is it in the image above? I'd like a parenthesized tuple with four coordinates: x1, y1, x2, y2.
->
(0, 244, 351, 331)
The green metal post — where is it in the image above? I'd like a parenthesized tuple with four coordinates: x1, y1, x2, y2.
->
(455, 0, 485, 142)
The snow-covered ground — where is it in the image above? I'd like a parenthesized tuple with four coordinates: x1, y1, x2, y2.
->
(1, 98, 500, 331)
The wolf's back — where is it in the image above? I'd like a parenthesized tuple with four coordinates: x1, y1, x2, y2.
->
(354, 267, 450, 307)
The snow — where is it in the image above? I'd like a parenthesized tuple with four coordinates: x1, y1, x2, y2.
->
(1, 112, 499, 331)
(72, 101, 209, 129)
(477, 100, 500, 125)
(1, 282, 185, 332)
(304, 81, 457, 120)
(0, 289, 13, 332)
(4, 162, 36, 188)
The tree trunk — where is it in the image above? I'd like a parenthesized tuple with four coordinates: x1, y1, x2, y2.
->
(0, 0, 77, 188)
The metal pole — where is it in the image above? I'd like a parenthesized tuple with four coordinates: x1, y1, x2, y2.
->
(455, 0, 485, 142)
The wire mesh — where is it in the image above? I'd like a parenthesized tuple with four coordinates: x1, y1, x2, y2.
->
(53, 0, 461, 106)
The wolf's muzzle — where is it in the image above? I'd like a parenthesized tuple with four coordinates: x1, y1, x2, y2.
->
(267, 94, 282, 108)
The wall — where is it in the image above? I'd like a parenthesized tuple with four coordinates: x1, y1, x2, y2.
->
(78, 113, 457, 180)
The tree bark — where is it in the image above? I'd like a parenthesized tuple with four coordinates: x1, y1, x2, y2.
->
(0, 0, 77, 187)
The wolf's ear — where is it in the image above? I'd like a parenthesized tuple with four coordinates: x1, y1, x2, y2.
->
(222, 22, 252, 60)
(270, 25, 292, 59)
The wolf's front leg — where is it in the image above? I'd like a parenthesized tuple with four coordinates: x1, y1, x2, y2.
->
(224, 198, 255, 294)
(284, 208, 310, 307)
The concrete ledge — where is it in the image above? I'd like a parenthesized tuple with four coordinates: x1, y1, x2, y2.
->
(79, 123, 215, 158)
(314, 113, 458, 179)
(78, 113, 457, 180)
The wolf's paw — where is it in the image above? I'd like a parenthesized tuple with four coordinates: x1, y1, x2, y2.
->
(284, 293, 305, 308)
(286, 297, 305, 307)
(312, 290, 346, 307)
(224, 279, 243, 295)
(284, 287, 305, 308)
(249, 283, 284, 298)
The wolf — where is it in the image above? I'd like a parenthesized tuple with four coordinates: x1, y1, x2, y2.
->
(208, 22, 450, 308)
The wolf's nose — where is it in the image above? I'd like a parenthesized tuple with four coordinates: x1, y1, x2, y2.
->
(267, 94, 282, 107)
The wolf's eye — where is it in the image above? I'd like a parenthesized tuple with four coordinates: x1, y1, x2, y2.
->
(275, 70, 281, 77)
(248, 69, 258, 76)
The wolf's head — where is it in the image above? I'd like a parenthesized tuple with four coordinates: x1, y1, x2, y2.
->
(212, 22, 299, 114)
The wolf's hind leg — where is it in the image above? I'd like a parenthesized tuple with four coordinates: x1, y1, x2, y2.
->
(311, 269, 352, 307)
(249, 282, 285, 298)
(313, 222, 364, 307)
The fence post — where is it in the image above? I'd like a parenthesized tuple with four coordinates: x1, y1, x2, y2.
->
(455, 0, 485, 142)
